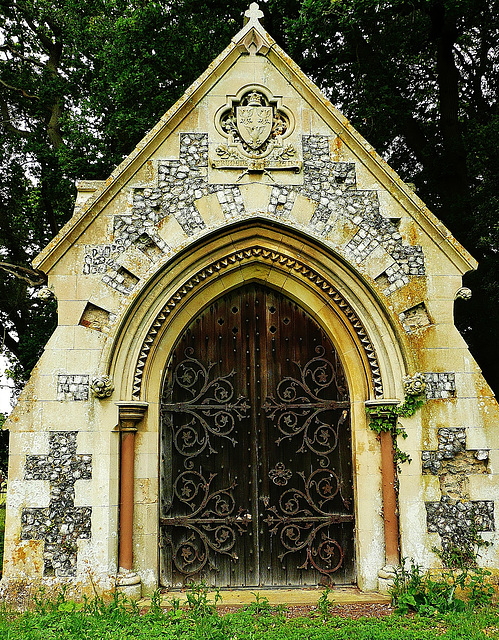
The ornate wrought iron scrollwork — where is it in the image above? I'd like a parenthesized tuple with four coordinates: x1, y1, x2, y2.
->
(161, 348, 251, 578)
(269, 462, 292, 486)
(263, 346, 349, 465)
(161, 348, 250, 458)
(264, 468, 352, 580)
(161, 469, 251, 577)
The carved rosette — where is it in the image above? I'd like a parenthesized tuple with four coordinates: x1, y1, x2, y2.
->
(403, 372, 426, 397)
(90, 374, 114, 398)
(211, 86, 301, 177)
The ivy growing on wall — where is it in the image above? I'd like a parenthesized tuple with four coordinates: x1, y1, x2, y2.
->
(366, 374, 425, 469)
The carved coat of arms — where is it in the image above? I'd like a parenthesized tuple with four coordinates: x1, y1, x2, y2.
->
(211, 87, 301, 179)
(236, 92, 273, 149)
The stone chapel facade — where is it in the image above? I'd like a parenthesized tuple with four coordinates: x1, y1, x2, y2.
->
(2, 3, 499, 599)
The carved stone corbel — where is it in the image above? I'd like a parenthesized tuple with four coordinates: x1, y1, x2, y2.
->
(455, 287, 472, 300)
(91, 374, 114, 398)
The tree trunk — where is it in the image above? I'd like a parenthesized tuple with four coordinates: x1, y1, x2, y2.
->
(430, 2, 470, 233)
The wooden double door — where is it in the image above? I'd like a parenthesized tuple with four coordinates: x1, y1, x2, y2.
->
(160, 284, 355, 587)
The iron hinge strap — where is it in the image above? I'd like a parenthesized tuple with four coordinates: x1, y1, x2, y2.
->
(160, 516, 251, 526)
(266, 401, 350, 410)
(161, 403, 243, 412)
(264, 514, 354, 524)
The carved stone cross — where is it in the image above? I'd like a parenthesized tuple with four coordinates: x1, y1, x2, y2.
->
(21, 431, 92, 577)
(422, 427, 494, 560)
(244, 2, 264, 25)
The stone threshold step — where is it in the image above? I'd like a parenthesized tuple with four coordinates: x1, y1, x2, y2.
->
(137, 587, 390, 608)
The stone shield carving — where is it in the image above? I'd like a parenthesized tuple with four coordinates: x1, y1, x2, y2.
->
(212, 86, 301, 176)
(236, 94, 272, 148)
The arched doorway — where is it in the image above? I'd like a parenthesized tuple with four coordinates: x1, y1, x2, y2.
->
(159, 283, 355, 587)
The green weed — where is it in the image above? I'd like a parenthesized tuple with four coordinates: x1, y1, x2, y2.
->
(390, 557, 495, 615)
(317, 585, 334, 618)
(245, 591, 272, 615)
(166, 594, 183, 622)
(0, 582, 498, 639)
(185, 581, 222, 617)
(148, 589, 163, 617)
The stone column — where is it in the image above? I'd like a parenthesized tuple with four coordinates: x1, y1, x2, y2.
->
(365, 399, 400, 592)
(115, 401, 148, 598)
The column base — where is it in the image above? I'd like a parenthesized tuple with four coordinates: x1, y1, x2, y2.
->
(377, 564, 397, 594)
(116, 570, 142, 599)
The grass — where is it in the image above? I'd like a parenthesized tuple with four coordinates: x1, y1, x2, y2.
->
(0, 589, 498, 640)
(0, 505, 5, 575)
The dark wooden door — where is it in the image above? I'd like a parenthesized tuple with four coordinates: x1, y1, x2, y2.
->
(160, 284, 355, 587)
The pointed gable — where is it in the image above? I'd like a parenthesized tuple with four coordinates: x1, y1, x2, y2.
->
(33, 2, 475, 278)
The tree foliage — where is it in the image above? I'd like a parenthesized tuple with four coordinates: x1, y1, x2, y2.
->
(0, 0, 498, 396)
(271, 0, 499, 391)
(0, 0, 249, 391)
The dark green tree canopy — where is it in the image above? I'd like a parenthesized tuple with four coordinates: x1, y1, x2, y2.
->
(0, 0, 498, 395)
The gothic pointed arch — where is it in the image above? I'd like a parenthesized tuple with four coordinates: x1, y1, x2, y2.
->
(105, 221, 410, 407)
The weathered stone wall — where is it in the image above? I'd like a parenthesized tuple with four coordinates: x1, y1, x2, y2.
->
(21, 432, 92, 577)
(2, 6, 498, 600)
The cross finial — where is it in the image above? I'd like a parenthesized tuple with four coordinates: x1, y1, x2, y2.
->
(244, 2, 264, 26)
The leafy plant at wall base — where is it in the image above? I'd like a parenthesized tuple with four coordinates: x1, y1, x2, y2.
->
(246, 592, 271, 615)
(317, 586, 334, 618)
(467, 568, 495, 608)
(167, 595, 183, 622)
(149, 590, 164, 618)
(432, 522, 492, 570)
(390, 558, 494, 615)
(185, 582, 221, 618)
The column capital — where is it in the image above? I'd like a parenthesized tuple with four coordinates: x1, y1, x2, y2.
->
(364, 399, 400, 418)
(116, 401, 149, 429)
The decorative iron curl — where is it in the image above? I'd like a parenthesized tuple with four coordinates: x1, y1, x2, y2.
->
(162, 471, 250, 578)
(298, 529, 344, 576)
(172, 532, 207, 575)
(169, 523, 238, 577)
(264, 469, 352, 580)
(263, 347, 349, 465)
(162, 348, 250, 457)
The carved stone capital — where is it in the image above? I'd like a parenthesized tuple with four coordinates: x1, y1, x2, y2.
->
(116, 401, 148, 430)
(365, 399, 400, 418)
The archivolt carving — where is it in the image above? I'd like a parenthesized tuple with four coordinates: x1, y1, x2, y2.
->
(131, 247, 384, 399)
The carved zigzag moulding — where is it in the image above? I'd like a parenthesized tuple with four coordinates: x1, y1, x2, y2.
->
(131, 247, 384, 400)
